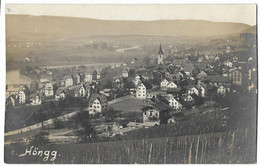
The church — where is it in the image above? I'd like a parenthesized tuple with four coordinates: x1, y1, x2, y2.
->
(158, 44, 164, 65)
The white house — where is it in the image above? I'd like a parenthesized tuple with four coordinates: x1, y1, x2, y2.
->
(224, 60, 233, 68)
(160, 79, 169, 90)
(30, 94, 42, 105)
(75, 84, 86, 97)
(55, 87, 66, 100)
(136, 82, 146, 99)
(142, 102, 171, 123)
(167, 81, 177, 89)
(88, 93, 108, 115)
(217, 85, 229, 96)
(18, 90, 26, 104)
(199, 84, 206, 98)
(134, 75, 142, 86)
(64, 75, 74, 88)
(136, 82, 152, 99)
(165, 94, 183, 109)
(44, 82, 54, 97)
(188, 87, 200, 96)
(196, 70, 208, 79)
(122, 68, 129, 78)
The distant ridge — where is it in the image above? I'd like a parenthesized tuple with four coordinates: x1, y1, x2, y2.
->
(6, 14, 253, 40)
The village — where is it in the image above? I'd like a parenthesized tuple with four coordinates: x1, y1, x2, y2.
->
(5, 34, 257, 144)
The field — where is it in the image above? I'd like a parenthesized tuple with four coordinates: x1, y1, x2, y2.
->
(4, 128, 256, 164)
(110, 97, 146, 113)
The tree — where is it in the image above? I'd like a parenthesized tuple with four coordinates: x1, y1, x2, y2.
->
(77, 124, 97, 142)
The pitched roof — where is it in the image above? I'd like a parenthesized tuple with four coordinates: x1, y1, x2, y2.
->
(158, 44, 163, 54)
(166, 88, 182, 93)
(142, 101, 172, 112)
(89, 93, 107, 105)
(170, 112, 185, 121)
(151, 101, 172, 112)
(55, 87, 66, 96)
(137, 81, 152, 89)
(204, 76, 231, 83)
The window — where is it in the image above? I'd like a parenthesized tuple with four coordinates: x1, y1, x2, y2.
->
(97, 106, 99, 108)
(144, 112, 146, 115)
(155, 113, 158, 117)
(94, 106, 96, 108)
(150, 112, 152, 116)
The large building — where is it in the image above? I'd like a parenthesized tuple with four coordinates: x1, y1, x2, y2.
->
(229, 67, 243, 86)
(158, 44, 164, 65)
(136, 82, 152, 99)
(44, 82, 54, 97)
(85, 70, 98, 83)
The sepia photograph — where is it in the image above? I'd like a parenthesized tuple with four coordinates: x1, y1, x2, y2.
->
(3, 2, 258, 164)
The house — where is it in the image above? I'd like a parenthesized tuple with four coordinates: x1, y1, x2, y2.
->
(18, 90, 27, 104)
(217, 85, 230, 96)
(188, 86, 200, 96)
(136, 82, 152, 99)
(147, 91, 160, 99)
(134, 75, 142, 86)
(142, 101, 171, 123)
(88, 93, 108, 115)
(75, 84, 87, 97)
(164, 94, 183, 109)
(224, 60, 233, 68)
(229, 68, 243, 86)
(30, 94, 43, 105)
(165, 88, 182, 97)
(55, 87, 66, 100)
(73, 73, 81, 85)
(181, 64, 195, 76)
(100, 89, 113, 98)
(6, 94, 18, 107)
(204, 76, 231, 87)
(122, 68, 130, 78)
(167, 112, 185, 123)
(167, 81, 178, 89)
(44, 82, 54, 97)
(198, 83, 206, 98)
(64, 75, 74, 88)
(160, 79, 169, 90)
(184, 93, 203, 105)
(85, 70, 97, 82)
(196, 70, 208, 79)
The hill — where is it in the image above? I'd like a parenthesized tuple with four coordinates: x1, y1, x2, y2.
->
(6, 15, 252, 40)
(240, 25, 256, 34)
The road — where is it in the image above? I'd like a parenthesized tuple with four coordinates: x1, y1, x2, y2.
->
(4, 94, 134, 145)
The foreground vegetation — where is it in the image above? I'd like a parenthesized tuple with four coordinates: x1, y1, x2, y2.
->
(5, 128, 256, 164)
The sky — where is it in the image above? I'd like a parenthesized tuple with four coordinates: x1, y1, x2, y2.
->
(5, 4, 257, 26)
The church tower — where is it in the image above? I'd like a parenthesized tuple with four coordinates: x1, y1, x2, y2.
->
(158, 44, 164, 65)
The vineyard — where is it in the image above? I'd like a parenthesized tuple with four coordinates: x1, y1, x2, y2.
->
(5, 128, 256, 164)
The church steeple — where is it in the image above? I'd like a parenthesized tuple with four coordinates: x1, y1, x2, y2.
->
(158, 43, 164, 65)
(158, 43, 163, 55)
